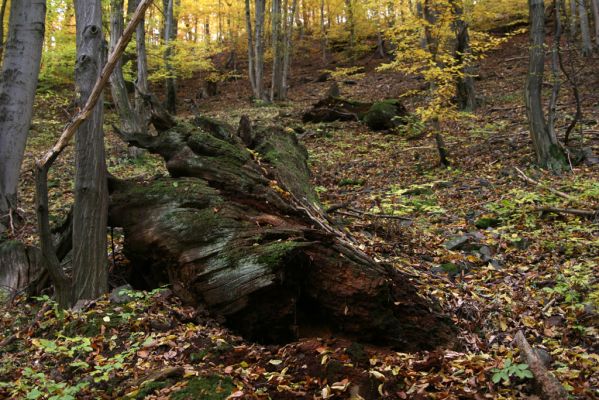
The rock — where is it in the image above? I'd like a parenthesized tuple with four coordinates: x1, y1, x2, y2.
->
(444, 235, 470, 250)
(362, 99, 408, 131)
(478, 246, 493, 262)
(314, 72, 331, 82)
(109, 284, 134, 304)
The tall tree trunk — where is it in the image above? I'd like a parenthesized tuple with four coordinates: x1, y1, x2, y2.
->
(73, 0, 109, 300)
(591, 0, 599, 45)
(526, 0, 567, 171)
(254, 0, 266, 100)
(0, 0, 8, 63)
(548, 0, 563, 140)
(320, 0, 328, 64)
(0, 0, 46, 229)
(281, 0, 298, 99)
(163, 0, 177, 114)
(570, 0, 578, 36)
(109, 0, 142, 136)
(129, 0, 151, 125)
(270, 0, 284, 101)
(345, 0, 355, 60)
(578, 0, 593, 55)
(451, 0, 476, 111)
(245, 0, 257, 94)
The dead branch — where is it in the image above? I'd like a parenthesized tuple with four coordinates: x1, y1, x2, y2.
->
(36, 0, 154, 169)
(537, 206, 598, 218)
(514, 331, 568, 400)
(514, 167, 579, 203)
(330, 206, 412, 221)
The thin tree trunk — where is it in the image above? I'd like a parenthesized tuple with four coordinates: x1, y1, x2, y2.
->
(570, 0, 578, 36)
(548, 0, 563, 140)
(526, 0, 566, 171)
(0, 0, 8, 62)
(130, 0, 150, 125)
(320, 0, 328, 64)
(345, 0, 355, 60)
(270, 0, 283, 101)
(245, 0, 257, 94)
(281, 0, 298, 99)
(591, 0, 599, 45)
(0, 0, 46, 227)
(254, 0, 266, 100)
(451, 0, 476, 111)
(578, 0, 593, 55)
(109, 0, 142, 135)
(163, 0, 177, 113)
(73, 0, 109, 301)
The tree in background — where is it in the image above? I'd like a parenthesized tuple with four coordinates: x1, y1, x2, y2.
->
(0, 0, 46, 233)
(525, 0, 567, 171)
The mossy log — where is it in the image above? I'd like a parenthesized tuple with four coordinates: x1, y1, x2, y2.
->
(110, 115, 456, 350)
(302, 96, 408, 131)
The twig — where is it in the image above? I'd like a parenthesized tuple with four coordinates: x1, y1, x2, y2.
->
(541, 297, 557, 313)
(514, 331, 568, 400)
(537, 206, 597, 218)
(332, 208, 412, 221)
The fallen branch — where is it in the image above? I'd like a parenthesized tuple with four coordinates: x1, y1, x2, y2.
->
(514, 167, 578, 203)
(514, 331, 568, 400)
(36, 0, 154, 169)
(331, 207, 412, 221)
(537, 206, 597, 218)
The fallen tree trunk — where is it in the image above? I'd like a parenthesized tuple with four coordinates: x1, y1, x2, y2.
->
(109, 115, 456, 350)
(302, 96, 408, 131)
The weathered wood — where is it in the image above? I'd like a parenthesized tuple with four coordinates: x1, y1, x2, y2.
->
(109, 116, 456, 350)
(0, 241, 46, 298)
(514, 331, 568, 400)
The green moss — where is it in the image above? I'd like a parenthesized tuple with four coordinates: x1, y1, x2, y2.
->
(170, 376, 235, 400)
(363, 99, 404, 131)
(119, 177, 220, 206)
(475, 217, 501, 229)
(256, 241, 304, 268)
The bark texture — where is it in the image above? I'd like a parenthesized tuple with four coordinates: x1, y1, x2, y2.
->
(0, 0, 46, 223)
(525, 0, 566, 171)
(110, 115, 456, 350)
(0, 241, 45, 297)
(73, 0, 109, 300)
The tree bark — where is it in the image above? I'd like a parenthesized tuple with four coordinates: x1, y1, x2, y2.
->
(570, 0, 578, 37)
(130, 0, 151, 126)
(163, 0, 177, 114)
(245, 0, 257, 94)
(109, 0, 143, 136)
(254, 0, 266, 100)
(451, 0, 476, 111)
(281, 0, 298, 99)
(270, 0, 284, 101)
(525, 0, 567, 171)
(0, 0, 46, 228)
(591, 0, 599, 45)
(111, 115, 457, 350)
(0, 0, 8, 62)
(578, 0, 593, 55)
(73, 0, 109, 301)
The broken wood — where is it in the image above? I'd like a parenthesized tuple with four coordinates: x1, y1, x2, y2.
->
(514, 167, 582, 204)
(109, 115, 456, 350)
(514, 331, 568, 400)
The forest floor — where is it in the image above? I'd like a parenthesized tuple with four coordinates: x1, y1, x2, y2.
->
(0, 33, 598, 399)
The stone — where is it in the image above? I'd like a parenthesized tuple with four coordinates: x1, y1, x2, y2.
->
(109, 284, 134, 304)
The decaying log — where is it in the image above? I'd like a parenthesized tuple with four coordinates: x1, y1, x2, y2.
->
(109, 115, 456, 350)
(302, 96, 408, 131)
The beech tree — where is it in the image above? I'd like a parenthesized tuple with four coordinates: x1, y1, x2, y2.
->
(72, 0, 109, 301)
(0, 0, 46, 232)
(525, 0, 567, 171)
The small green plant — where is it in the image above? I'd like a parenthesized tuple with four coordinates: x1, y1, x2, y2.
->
(491, 359, 533, 385)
